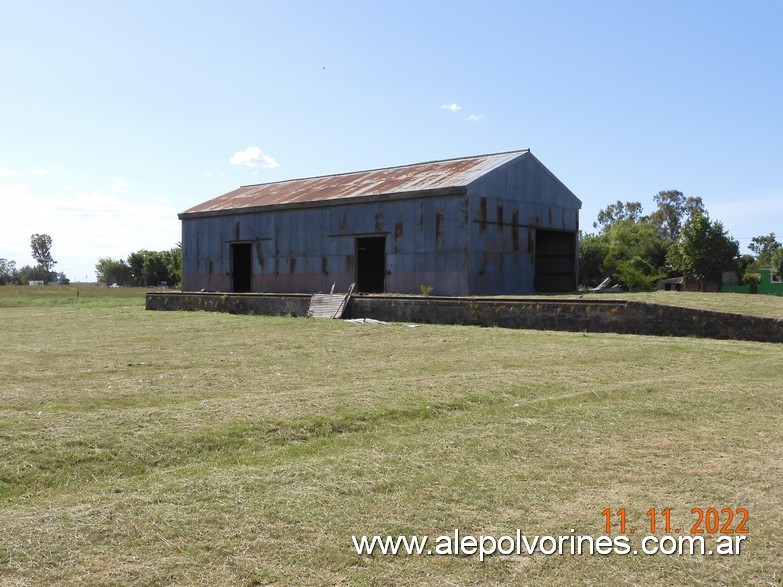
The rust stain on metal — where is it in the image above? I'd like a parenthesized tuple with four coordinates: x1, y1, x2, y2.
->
(394, 218, 404, 239)
(479, 197, 487, 233)
(275, 227, 280, 275)
(479, 252, 488, 275)
(181, 151, 528, 215)
(460, 199, 469, 228)
(511, 211, 520, 252)
(290, 257, 297, 274)
(496, 204, 504, 229)
(375, 211, 383, 232)
(435, 212, 444, 246)
(338, 214, 347, 231)
(322, 256, 329, 275)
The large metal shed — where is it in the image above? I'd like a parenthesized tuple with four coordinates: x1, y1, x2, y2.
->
(179, 150, 581, 295)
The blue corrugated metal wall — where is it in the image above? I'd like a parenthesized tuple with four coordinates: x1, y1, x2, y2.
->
(181, 153, 580, 295)
(466, 154, 579, 294)
(182, 194, 473, 295)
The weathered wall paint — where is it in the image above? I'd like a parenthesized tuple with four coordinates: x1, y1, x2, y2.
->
(181, 152, 581, 295)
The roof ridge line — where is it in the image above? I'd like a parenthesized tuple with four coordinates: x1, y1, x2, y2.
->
(238, 149, 530, 188)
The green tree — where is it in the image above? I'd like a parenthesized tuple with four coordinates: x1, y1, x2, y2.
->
(578, 231, 609, 287)
(125, 246, 181, 287)
(593, 201, 645, 233)
(0, 258, 19, 285)
(649, 190, 706, 241)
(18, 265, 48, 283)
(667, 214, 739, 289)
(95, 257, 132, 285)
(141, 250, 169, 286)
(748, 233, 781, 264)
(771, 248, 783, 281)
(735, 253, 756, 282)
(30, 233, 57, 275)
(164, 244, 182, 287)
(603, 219, 669, 290)
(126, 250, 149, 286)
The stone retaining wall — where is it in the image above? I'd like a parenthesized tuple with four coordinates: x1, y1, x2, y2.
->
(345, 296, 782, 343)
(146, 292, 783, 343)
(145, 291, 311, 316)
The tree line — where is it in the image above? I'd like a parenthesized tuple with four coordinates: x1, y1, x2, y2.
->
(579, 190, 783, 290)
(95, 246, 182, 287)
(0, 234, 69, 285)
(0, 233, 182, 287)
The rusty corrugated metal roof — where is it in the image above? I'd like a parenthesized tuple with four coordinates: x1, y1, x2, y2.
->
(181, 150, 529, 216)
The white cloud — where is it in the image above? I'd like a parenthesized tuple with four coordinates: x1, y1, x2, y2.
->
(0, 178, 179, 282)
(229, 147, 280, 168)
(440, 103, 485, 120)
(110, 178, 129, 193)
(0, 167, 46, 178)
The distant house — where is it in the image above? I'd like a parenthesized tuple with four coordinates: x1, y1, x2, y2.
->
(723, 268, 783, 296)
(179, 150, 582, 296)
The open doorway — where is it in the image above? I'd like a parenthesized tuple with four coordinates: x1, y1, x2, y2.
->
(356, 236, 386, 293)
(231, 242, 252, 292)
(534, 230, 576, 292)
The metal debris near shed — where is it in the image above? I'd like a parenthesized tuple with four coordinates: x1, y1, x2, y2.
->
(345, 318, 419, 328)
(345, 318, 389, 325)
(308, 283, 354, 318)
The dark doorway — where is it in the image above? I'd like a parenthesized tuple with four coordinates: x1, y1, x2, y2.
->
(534, 230, 576, 292)
(356, 236, 386, 293)
(231, 242, 252, 292)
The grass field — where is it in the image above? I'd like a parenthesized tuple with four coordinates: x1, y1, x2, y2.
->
(1, 286, 782, 586)
(525, 290, 783, 320)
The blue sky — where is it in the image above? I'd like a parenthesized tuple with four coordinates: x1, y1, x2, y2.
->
(2, 0, 782, 281)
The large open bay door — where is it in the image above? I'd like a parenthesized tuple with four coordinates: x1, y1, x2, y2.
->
(534, 230, 576, 292)
(356, 236, 386, 293)
(231, 242, 252, 292)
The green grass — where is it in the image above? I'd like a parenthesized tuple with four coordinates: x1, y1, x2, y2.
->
(529, 290, 783, 319)
(0, 284, 147, 308)
(1, 288, 782, 586)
